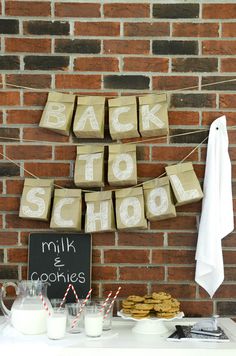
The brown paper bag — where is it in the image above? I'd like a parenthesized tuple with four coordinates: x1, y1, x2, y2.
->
(85, 191, 115, 233)
(165, 162, 204, 206)
(74, 145, 104, 188)
(50, 189, 82, 231)
(115, 187, 147, 230)
(19, 178, 54, 221)
(73, 96, 105, 139)
(39, 92, 76, 136)
(108, 144, 137, 187)
(139, 93, 169, 137)
(143, 177, 176, 221)
(108, 96, 140, 140)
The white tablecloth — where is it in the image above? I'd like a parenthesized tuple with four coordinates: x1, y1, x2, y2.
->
(1, 317, 236, 356)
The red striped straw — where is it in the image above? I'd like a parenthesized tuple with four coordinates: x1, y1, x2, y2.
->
(103, 286, 121, 319)
(98, 291, 112, 315)
(59, 283, 79, 309)
(39, 293, 51, 317)
(71, 288, 92, 329)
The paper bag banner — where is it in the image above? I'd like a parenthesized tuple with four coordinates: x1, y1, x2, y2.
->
(165, 162, 204, 206)
(143, 177, 176, 221)
(73, 96, 105, 139)
(108, 96, 140, 140)
(115, 187, 147, 230)
(50, 189, 82, 231)
(108, 144, 137, 187)
(139, 93, 169, 137)
(19, 178, 54, 221)
(85, 191, 115, 233)
(74, 145, 104, 188)
(39, 92, 76, 136)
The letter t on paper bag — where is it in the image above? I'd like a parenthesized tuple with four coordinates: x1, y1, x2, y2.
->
(195, 116, 234, 298)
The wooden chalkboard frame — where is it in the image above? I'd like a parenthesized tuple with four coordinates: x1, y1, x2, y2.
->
(28, 232, 91, 301)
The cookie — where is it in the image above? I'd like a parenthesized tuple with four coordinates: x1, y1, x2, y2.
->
(122, 308, 132, 315)
(122, 300, 135, 308)
(127, 295, 145, 303)
(152, 292, 171, 300)
(154, 304, 172, 312)
(134, 303, 153, 311)
(156, 312, 177, 318)
(144, 298, 162, 304)
(131, 309, 150, 315)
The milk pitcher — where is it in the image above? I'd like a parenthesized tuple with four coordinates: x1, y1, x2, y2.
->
(0, 280, 52, 334)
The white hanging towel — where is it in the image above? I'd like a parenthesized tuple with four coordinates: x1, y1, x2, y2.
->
(195, 115, 234, 298)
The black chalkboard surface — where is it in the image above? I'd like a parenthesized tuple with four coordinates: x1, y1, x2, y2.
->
(28, 232, 91, 301)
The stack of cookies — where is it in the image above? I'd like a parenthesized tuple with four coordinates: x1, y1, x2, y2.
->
(121, 292, 180, 319)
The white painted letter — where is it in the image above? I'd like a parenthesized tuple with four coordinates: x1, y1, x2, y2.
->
(171, 175, 199, 201)
(45, 102, 66, 128)
(112, 153, 134, 181)
(22, 187, 46, 218)
(86, 201, 109, 232)
(120, 197, 141, 227)
(75, 106, 99, 131)
(79, 153, 102, 181)
(111, 106, 133, 132)
(53, 198, 75, 227)
(148, 187, 168, 216)
(141, 104, 164, 129)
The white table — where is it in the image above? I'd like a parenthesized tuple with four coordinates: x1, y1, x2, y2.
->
(1, 316, 236, 356)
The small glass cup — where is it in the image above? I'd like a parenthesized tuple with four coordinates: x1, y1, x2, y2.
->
(102, 301, 113, 331)
(50, 298, 64, 309)
(84, 301, 104, 338)
(47, 309, 67, 340)
(65, 301, 84, 334)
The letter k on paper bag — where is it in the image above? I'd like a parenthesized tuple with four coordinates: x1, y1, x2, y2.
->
(195, 116, 234, 298)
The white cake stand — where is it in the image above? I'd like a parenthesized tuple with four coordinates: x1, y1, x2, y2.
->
(117, 311, 184, 335)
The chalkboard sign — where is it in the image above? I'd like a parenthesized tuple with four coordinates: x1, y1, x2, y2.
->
(28, 232, 91, 301)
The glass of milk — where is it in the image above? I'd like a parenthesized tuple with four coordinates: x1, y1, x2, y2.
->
(84, 302, 104, 338)
(47, 309, 67, 340)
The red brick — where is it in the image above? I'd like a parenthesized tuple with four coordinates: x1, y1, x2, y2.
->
(21, 266, 28, 280)
(176, 201, 201, 214)
(222, 233, 236, 248)
(225, 267, 236, 280)
(203, 40, 236, 55)
(168, 267, 195, 281)
(103, 283, 147, 298)
(0, 196, 19, 211)
(123, 57, 168, 72)
(153, 76, 198, 91)
(181, 301, 213, 317)
(164, 224, 196, 242)
(104, 4, 150, 18)
(203, 4, 236, 19)
(202, 111, 236, 126)
(74, 57, 119, 72)
(222, 23, 236, 37)
(55, 75, 101, 89)
(221, 58, 236, 72)
(151, 284, 196, 299)
(103, 40, 150, 55)
(55, 3, 100, 17)
(92, 266, 117, 281)
(124, 22, 169, 36)
(118, 232, 164, 247)
(6, 179, 24, 194)
(75, 22, 120, 36)
(0, 111, 3, 124)
(151, 216, 197, 231)
(92, 232, 116, 246)
(23, 92, 48, 107)
(137, 163, 166, 178)
(152, 146, 198, 161)
(23, 128, 69, 143)
(24, 162, 70, 178)
(5, 38, 51, 53)
(0, 232, 18, 246)
(6, 214, 49, 229)
(173, 23, 219, 37)
(220, 94, 236, 108)
(6, 109, 42, 125)
(120, 266, 164, 281)
(54, 146, 76, 160)
(168, 111, 200, 126)
(7, 248, 28, 263)
(6, 74, 51, 89)
(6, 145, 52, 160)
(104, 249, 149, 264)
(152, 249, 195, 264)
(223, 250, 236, 264)
(0, 92, 20, 106)
(6, 1, 51, 16)
(92, 249, 101, 263)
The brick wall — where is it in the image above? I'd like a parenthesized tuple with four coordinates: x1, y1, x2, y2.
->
(0, 0, 236, 318)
